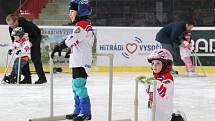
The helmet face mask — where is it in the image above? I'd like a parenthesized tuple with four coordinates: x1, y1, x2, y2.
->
(11, 27, 25, 38)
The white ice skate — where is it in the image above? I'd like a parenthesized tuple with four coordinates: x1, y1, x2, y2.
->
(187, 71, 196, 77)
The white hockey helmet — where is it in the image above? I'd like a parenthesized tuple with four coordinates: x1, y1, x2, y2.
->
(11, 27, 25, 38)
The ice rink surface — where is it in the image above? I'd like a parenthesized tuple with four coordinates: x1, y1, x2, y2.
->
(0, 72, 215, 121)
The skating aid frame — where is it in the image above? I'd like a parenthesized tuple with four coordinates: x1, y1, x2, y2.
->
(29, 53, 131, 121)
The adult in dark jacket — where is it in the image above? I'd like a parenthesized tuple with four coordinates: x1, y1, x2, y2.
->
(6, 14, 47, 84)
(155, 21, 193, 65)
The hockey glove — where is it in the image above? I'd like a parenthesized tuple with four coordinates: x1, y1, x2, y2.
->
(65, 49, 71, 58)
(8, 49, 13, 55)
(136, 76, 154, 85)
(51, 42, 67, 59)
(136, 75, 146, 82)
(16, 50, 21, 55)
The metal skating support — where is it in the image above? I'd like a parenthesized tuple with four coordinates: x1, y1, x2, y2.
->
(193, 52, 206, 77)
(29, 53, 127, 121)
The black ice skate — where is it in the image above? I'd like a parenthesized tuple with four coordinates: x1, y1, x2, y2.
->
(65, 113, 78, 120)
(73, 114, 91, 121)
(19, 76, 32, 84)
(34, 78, 47, 84)
(3, 75, 17, 84)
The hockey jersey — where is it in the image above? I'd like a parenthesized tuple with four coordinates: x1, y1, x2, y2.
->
(10, 34, 32, 60)
(65, 20, 94, 75)
(146, 73, 174, 121)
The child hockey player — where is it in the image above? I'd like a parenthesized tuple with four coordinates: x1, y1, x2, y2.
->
(3, 27, 32, 84)
(180, 31, 195, 76)
(138, 49, 174, 121)
(51, 0, 94, 120)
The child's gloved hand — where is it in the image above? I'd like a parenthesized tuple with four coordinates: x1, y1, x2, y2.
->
(145, 77, 155, 85)
(8, 49, 13, 55)
(16, 50, 21, 55)
(51, 44, 62, 59)
(190, 47, 196, 52)
(137, 76, 154, 85)
(136, 76, 146, 82)
(65, 49, 71, 58)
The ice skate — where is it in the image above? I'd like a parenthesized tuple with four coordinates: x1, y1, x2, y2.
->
(187, 72, 196, 77)
(3, 76, 10, 84)
(3, 75, 17, 84)
(65, 113, 78, 120)
(171, 110, 187, 121)
(73, 114, 91, 121)
(19, 76, 32, 84)
(35, 78, 47, 84)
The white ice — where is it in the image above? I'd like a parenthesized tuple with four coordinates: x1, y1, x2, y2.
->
(0, 72, 215, 121)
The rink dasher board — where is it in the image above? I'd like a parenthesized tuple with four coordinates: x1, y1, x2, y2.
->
(0, 83, 47, 86)
(173, 74, 206, 77)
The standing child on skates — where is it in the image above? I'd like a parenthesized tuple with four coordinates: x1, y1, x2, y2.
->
(3, 27, 32, 84)
(179, 31, 196, 76)
(51, 0, 94, 120)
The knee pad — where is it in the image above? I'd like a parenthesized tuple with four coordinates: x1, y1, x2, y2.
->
(72, 78, 88, 99)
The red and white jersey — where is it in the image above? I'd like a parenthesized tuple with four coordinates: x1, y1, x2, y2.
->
(65, 20, 94, 75)
(10, 34, 32, 59)
(146, 73, 174, 121)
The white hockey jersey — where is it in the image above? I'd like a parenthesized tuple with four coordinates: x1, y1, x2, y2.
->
(146, 73, 174, 121)
(180, 40, 194, 59)
(65, 20, 94, 75)
(10, 34, 32, 59)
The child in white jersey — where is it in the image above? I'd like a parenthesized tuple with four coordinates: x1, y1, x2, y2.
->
(179, 31, 195, 76)
(137, 49, 174, 121)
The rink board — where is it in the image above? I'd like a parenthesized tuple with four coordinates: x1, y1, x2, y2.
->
(0, 65, 214, 74)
